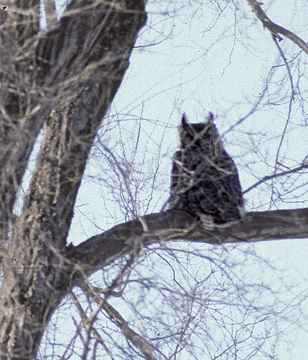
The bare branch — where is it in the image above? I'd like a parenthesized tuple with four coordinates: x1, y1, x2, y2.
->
(101, 300, 159, 360)
(247, 0, 308, 54)
(68, 208, 308, 278)
(67, 270, 161, 360)
(68, 290, 115, 359)
(243, 163, 308, 194)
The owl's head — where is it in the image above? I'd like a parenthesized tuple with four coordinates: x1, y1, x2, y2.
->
(179, 112, 220, 149)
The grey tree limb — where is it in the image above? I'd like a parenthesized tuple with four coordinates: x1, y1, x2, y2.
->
(247, 0, 308, 54)
(68, 208, 308, 280)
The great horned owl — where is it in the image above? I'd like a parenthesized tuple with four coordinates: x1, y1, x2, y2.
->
(169, 113, 244, 229)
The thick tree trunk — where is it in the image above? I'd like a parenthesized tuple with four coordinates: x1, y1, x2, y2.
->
(0, 0, 147, 359)
(0, 221, 69, 359)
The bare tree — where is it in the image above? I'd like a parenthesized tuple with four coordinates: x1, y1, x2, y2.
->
(0, 0, 307, 359)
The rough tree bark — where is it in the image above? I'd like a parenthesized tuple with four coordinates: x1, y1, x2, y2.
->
(0, 0, 147, 359)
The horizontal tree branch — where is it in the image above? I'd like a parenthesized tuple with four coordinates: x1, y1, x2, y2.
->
(68, 208, 308, 280)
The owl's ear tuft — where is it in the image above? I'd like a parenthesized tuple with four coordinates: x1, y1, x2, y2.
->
(182, 113, 188, 126)
(206, 112, 214, 124)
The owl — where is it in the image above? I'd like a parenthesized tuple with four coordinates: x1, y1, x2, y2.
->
(169, 113, 244, 229)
